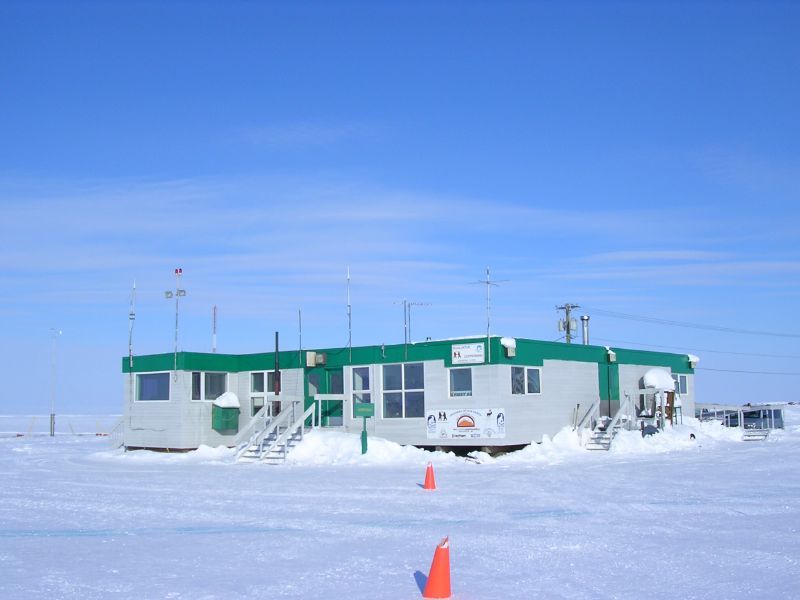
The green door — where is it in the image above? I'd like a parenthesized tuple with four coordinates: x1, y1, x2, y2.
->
(305, 367, 344, 427)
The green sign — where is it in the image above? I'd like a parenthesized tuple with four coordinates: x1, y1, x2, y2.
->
(354, 403, 375, 418)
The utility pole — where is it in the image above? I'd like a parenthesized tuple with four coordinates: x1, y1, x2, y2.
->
(557, 303, 580, 344)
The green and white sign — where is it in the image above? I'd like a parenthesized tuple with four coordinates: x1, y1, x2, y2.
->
(354, 403, 375, 418)
(451, 342, 485, 364)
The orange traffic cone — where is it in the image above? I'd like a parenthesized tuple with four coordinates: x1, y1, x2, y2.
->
(423, 462, 437, 490)
(423, 536, 451, 599)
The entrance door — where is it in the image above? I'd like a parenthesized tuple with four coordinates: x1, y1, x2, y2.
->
(306, 367, 344, 427)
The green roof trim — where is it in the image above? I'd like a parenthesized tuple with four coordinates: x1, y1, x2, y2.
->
(122, 336, 696, 374)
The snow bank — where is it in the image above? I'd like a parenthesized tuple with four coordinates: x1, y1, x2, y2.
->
(89, 405, 800, 468)
(286, 430, 462, 467)
(92, 444, 236, 465)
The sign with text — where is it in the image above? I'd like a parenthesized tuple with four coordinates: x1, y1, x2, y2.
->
(426, 408, 506, 440)
(354, 403, 375, 418)
(451, 342, 485, 364)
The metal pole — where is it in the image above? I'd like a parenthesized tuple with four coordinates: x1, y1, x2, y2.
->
(174, 276, 179, 370)
(403, 299, 408, 360)
(407, 301, 431, 344)
(485, 267, 491, 362)
(165, 268, 185, 380)
(347, 266, 352, 361)
(212, 305, 217, 353)
(49, 328, 61, 437)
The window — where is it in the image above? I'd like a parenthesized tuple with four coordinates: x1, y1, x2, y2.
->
(383, 362, 425, 418)
(250, 371, 277, 415)
(251, 372, 264, 394)
(250, 372, 265, 416)
(137, 373, 170, 401)
(251, 396, 264, 416)
(308, 371, 321, 397)
(511, 367, 541, 395)
(329, 369, 344, 394)
(449, 368, 472, 397)
(204, 373, 227, 400)
(352, 366, 371, 416)
(192, 372, 201, 400)
(672, 374, 688, 395)
(190, 372, 230, 402)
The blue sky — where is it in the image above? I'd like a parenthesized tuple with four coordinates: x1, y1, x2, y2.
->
(1, 1, 798, 414)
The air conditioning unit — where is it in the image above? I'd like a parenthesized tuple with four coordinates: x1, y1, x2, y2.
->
(305, 351, 327, 367)
(305, 351, 317, 368)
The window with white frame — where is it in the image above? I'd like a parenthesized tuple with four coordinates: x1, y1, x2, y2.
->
(672, 374, 688, 395)
(352, 366, 371, 416)
(250, 371, 278, 415)
(383, 362, 425, 418)
(449, 368, 472, 397)
(136, 373, 170, 401)
(190, 371, 228, 401)
(329, 369, 344, 394)
(251, 372, 264, 416)
(511, 366, 541, 395)
(205, 372, 226, 400)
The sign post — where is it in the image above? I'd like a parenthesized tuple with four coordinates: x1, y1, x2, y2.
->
(354, 403, 375, 454)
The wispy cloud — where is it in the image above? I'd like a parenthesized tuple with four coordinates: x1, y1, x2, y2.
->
(691, 145, 800, 198)
(1, 173, 797, 334)
(582, 250, 732, 263)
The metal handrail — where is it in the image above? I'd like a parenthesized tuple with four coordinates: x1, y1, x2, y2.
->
(231, 404, 270, 448)
(574, 401, 600, 431)
(603, 393, 635, 434)
(259, 404, 316, 462)
(234, 402, 297, 461)
(108, 417, 124, 449)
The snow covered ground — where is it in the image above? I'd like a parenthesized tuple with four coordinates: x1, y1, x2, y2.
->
(2, 409, 800, 599)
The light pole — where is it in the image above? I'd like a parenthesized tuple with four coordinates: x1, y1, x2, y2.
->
(164, 268, 186, 378)
(49, 327, 62, 437)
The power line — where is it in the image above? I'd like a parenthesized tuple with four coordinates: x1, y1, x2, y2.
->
(697, 367, 800, 376)
(584, 307, 800, 339)
(593, 337, 800, 360)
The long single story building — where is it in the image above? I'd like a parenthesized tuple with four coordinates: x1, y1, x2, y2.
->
(122, 335, 697, 451)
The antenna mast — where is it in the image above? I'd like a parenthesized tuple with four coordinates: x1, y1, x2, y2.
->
(128, 280, 136, 368)
(407, 301, 431, 344)
(212, 304, 217, 353)
(164, 268, 186, 379)
(472, 267, 507, 363)
(347, 266, 352, 360)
